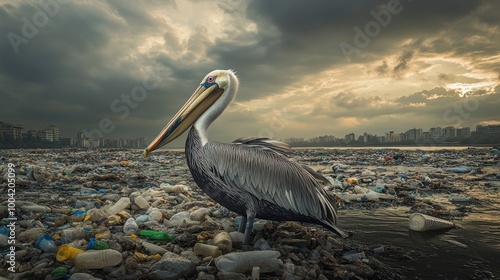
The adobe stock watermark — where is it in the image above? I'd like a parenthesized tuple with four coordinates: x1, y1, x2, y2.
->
(82, 65, 165, 139)
(7, 0, 70, 54)
(258, 107, 290, 139)
(340, 0, 404, 62)
(5, 163, 17, 273)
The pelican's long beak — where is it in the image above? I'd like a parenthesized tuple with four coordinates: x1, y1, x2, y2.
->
(144, 84, 224, 156)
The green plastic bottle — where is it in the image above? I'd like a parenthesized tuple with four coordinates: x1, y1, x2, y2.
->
(51, 266, 68, 279)
(87, 238, 110, 250)
(138, 230, 174, 242)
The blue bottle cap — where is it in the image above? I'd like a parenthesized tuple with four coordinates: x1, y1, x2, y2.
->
(87, 238, 96, 250)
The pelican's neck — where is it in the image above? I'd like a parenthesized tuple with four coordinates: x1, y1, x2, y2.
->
(193, 75, 238, 146)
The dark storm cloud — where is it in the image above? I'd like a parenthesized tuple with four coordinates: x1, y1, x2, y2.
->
(375, 61, 389, 75)
(332, 92, 382, 109)
(393, 50, 414, 77)
(318, 87, 500, 129)
(0, 0, 498, 143)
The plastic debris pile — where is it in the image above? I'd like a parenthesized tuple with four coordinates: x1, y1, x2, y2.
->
(0, 147, 498, 279)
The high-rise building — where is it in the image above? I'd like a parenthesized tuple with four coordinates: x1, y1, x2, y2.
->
(386, 131, 397, 142)
(430, 127, 443, 139)
(443, 126, 456, 139)
(476, 124, 500, 134)
(37, 125, 60, 142)
(405, 128, 423, 141)
(456, 127, 471, 137)
(47, 125, 60, 142)
(344, 133, 355, 144)
(0, 122, 23, 140)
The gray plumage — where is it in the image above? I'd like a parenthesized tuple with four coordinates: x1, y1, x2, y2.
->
(186, 127, 347, 243)
(145, 69, 347, 244)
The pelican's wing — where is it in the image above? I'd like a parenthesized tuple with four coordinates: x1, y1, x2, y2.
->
(232, 137, 291, 156)
(204, 141, 343, 234)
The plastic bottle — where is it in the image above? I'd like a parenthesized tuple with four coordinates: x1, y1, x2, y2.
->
(50, 266, 69, 279)
(136, 214, 149, 223)
(134, 195, 150, 209)
(142, 241, 167, 255)
(56, 244, 84, 261)
(408, 213, 456, 232)
(449, 196, 469, 202)
(0, 226, 8, 235)
(85, 209, 106, 222)
(213, 231, 233, 254)
(36, 234, 57, 252)
(74, 249, 123, 269)
(148, 209, 163, 222)
(87, 238, 110, 250)
(107, 197, 130, 215)
(229, 232, 244, 244)
(251, 266, 260, 280)
(123, 218, 139, 235)
(194, 243, 221, 258)
(21, 205, 51, 213)
(62, 227, 90, 242)
(215, 250, 282, 273)
(253, 238, 271, 251)
(166, 211, 191, 227)
(80, 186, 98, 196)
(342, 251, 365, 261)
(190, 207, 211, 221)
(70, 210, 87, 222)
(138, 230, 174, 242)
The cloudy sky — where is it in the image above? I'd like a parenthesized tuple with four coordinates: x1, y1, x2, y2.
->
(1, 0, 499, 147)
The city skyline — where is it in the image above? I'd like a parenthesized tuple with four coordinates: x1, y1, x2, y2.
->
(1, 1, 499, 148)
(2, 119, 498, 148)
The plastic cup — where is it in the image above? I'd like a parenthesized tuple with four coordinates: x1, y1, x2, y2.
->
(213, 231, 232, 254)
(56, 244, 84, 261)
(408, 213, 456, 232)
(194, 243, 221, 258)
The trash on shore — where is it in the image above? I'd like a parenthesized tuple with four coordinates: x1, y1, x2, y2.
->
(0, 147, 497, 279)
(408, 213, 457, 232)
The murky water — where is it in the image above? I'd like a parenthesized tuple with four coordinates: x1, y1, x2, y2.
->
(338, 206, 500, 279)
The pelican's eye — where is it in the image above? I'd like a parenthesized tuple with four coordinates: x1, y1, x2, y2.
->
(206, 76, 216, 83)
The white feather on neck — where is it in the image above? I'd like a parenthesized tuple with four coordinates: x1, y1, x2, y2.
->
(194, 73, 238, 146)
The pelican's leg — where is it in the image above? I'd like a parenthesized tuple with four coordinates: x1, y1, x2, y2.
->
(243, 211, 255, 245)
(238, 216, 247, 233)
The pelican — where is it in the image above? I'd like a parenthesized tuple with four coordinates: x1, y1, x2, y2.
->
(144, 70, 347, 244)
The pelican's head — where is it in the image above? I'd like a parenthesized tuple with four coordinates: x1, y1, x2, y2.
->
(144, 69, 238, 156)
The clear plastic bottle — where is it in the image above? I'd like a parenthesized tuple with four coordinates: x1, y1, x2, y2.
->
(107, 197, 130, 215)
(408, 213, 456, 231)
(123, 218, 139, 235)
(215, 250, 282, 273)
(148, 208, 163, 222)
(213, 231, 232, 254)
(74, 249, 123, 269)
(62, 227, 90, 242)
(142, 241, 167, 255)
(194, 243, 221, 258)
(134, 195, 149, 209)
